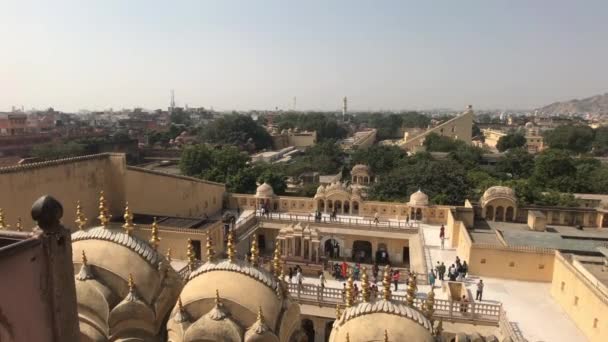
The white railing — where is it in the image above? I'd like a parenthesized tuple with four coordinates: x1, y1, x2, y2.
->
(286, 283, 501, 324)
(499, 308, 527, 342)
(256, 211, 418, 231)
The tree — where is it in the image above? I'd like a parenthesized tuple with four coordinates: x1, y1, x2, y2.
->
(179, 145, 213, 176)
(200, 114, 272, 150)
(448, 145, 484, 170)
(496, 133, 526, 152)
(592, 126, 608, 156)
(423, 132, 465, 152)
(496, 148, 534, 179)
(530, 149, 577, 192)
(544, 125, 594, 154)
(275, 112, 347, 141)
(350, 145, 407, 174)
(31, 141, 86, 161)
(257, 169, 287, 195)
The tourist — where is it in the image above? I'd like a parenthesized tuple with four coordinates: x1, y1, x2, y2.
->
(476, 279, 484, 301)
(392, 269, 400, 291)
(319, 271, 326, 289)
(374, 212, 379, 224)
(371, 284, 378, 299)
(341, 261, 348, 280)
(462, 261, 468, 278)
(353, 283, 359, 299)
(438, 262, 446, 281)
(448, 264, 457, 281)
(296, 269, 303, 291)
(440, 236, 445, 250)
(342, 283, 346, 302)
(354, 263, 361, 281)
(372, 263, 379, 280)
(455, 256, 461, 267)
(457, 263, 465, 281)
(429, 270, 436, 288)
(439, 224, 445, 240)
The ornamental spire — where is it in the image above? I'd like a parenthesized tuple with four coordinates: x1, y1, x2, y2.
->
(273, 242, 282, 277)
(16, 217, 22, 232)
(98, 191, 111, 228)
(226, 229, 235, 262)
(0, 208, 7, 229)
(406, 271, 417, 307)
(256, 306, 265, 325)
(345, 269, 354, 307)
(361, 266, 370, 302)
(149, 217, 160, 250)
(76, 250, 94, 281)
(345, 332, 350, 342)
(250, 235, 259, 266)
(122, 202, 135, 235)
(206, 234, 215, 262)
(384, 330, 389, 342)
(75, 201, 87, 230)
(335, 303, 342, 321)
(174, 297, 190, 323)
(128, 273, 135, 293)
(187, 238, 196, 271)
(425, 288, 436, 322)
(382, 265, 392, 301)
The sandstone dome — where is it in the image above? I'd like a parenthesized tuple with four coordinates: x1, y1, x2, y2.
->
(255, 183, 275, 198)
(481, 186, 516, 207)
(351, 164, 371, 175)
(409, 189, 429, 207)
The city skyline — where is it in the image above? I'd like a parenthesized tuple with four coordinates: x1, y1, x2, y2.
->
(2, 0, 608, 112)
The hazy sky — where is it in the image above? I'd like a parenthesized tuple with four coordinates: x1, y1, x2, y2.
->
(1, 0, 607, 112)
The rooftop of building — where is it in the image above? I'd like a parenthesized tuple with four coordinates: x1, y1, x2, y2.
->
(109, 212, 218, 230)
(470, 219, 608, 254)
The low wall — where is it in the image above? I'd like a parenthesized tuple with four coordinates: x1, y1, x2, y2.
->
(468, 244, 555, 282)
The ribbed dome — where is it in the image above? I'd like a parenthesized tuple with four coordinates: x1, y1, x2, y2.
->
(409, 189, 429, 207)
(255, 183, 275, 198)
(351, 164, 371, 175)
(481, 186, 516, 206)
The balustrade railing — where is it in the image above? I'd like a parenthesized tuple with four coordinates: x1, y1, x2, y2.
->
(286, 283, 501, 324)
(257, 211, 419, 231)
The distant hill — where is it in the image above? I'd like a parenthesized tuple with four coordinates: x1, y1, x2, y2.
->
(536, 93, 608, 115)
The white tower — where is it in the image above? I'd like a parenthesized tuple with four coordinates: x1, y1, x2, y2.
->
(170, 89, 176, 112)
(342, 96, 348, 121)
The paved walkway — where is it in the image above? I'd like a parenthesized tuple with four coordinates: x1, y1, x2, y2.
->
(419, 222, 587, 342)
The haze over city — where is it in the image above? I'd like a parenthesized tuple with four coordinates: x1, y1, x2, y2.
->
(2, 0, 608, 112)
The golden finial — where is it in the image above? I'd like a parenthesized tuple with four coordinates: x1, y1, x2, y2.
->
(345, 332, 350, 342)
(335, 303, 342, 320)
(16, 217, 22, 232)
(425, 289, 435, 321)
(0, 208, 7, 229)
(122, 202, 135, 235)
(279, 265, 287, 294)
(226, 229, 235, 262)
(361, 266, 370, 302)
(166, 248, 172, 262)
(205, 234, 215, 262)
(215, 289, 221, 305)
(149, 217, 160, 250)
(128, 273, 135, 292)
(273, 242, 282, 277)
(345, 269, 354, 307)
(250, 235, 259, 266)
(257, 306, 265, 324)
(187, 238, 196, 271)
(75, 201, 87, 230)
(98, 191, 111, 228)
(406, 272, 417, 307)
(177, 297, 184, 311)
(384, 330, 389, 342)
(81, 250, 88, 265)
(382, 266, 392, 301)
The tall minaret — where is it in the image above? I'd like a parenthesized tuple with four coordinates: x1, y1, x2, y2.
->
(342, 96, 348, 121)
(293, 96, 297, 111)
(170, 89, 176, 112)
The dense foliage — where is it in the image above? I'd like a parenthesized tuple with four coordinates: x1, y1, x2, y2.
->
(543, 125, 608, 155)
(351, 112, 430, 140)
(200, 114, 272, 151)
(496, 133, 526, 152)
(273, 112, 348, 141)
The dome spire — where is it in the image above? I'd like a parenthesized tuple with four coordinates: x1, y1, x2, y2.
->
(384, 330, 389, 342)
(206, 234, 215, 262)
(174, 297, 190, 323)
(272, 241, 282, 277)
(124, 273, 140, 302)
(122, 202, 135, 235)
(187, 238, 197, 271)
(226, 228, 236, 262)
(75, 201, 87, 230)
(97, 191, 111, 228)
(345, 269, 354, 307)
(209, 289, 228, 320)
(250, 234, 259, 266)
(345, 332, 350, 342)
(0, 209, 8, 230)
(76, 250, 94, 281)
(15, 217, 22, 232)
(382, 265, 392, 301)
(406, 272, 417, 307)
(335, 303, 342, 321)
(149, 217, 161, 250)
(256, 306, 265, 325)
(361, 266, 370, 302)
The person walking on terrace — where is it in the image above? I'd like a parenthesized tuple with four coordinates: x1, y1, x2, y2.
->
(476, 279, 484, 301)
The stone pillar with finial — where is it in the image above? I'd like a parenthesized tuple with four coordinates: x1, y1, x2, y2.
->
(98, 191, 111, 228)
(0, 208, 8, 229)
(122, 202, 135, 235)
(149, 217, 160, 250)
(206, 234, 215, 263)
(406, 272, 417, 307)
(250, 234, 259, 266)
(425, 289, 435, 323)
(31, 195, 80, 341)
(382, 265, 392, 301)
(187, 238, 196, 272)
(345, 270, 354, 307)
(361, 266, 370, 302)
(75, 201, 87, 230)
(272, 241, 282, 277)
(226, 229, 236, 262)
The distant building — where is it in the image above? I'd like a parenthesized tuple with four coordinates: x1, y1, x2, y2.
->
(270, 128, 317, 150)
(0, 113, 27, 135)
(482, 122, 545, 153)
(340, 128, 377, 151)
(251, 146, 299, 163)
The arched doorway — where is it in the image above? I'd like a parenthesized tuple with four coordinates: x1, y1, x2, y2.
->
(486, 205, 494, 220)
(415, 208, 423, 220)
(375, 243, 389, 264)
(352, 240, 372, 263)
(301, 319, 315, 342)
(324, 238, 341, 259)
(327, 200, 333, 212)
(506, 206, 514, 222)
(495, 206, 504, 221)
(318, 199, 325, 212)
(343, 201, 350, 215)
(334, 200, 342, 214)
(352, 201, 359, 215)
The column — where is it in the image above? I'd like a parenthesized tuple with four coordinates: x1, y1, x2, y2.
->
(313, 318, 326, 342)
